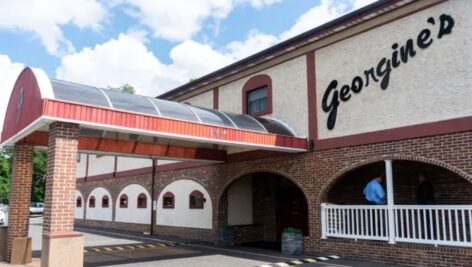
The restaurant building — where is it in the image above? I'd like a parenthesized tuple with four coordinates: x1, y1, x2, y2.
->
(1, 0, 471, 266)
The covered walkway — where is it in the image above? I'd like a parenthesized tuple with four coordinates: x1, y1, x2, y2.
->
(0, 67, 307, 266)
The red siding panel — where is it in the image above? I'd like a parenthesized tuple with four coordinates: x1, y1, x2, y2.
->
(41, 99, 307, 151)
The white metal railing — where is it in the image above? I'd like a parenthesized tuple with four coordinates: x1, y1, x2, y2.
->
(321, 204, 389, 241)
(321, 204, 472, 247)
(394, 205, 472, 247)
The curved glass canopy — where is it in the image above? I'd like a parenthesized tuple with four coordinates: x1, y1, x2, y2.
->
(49, 79, 295, 137)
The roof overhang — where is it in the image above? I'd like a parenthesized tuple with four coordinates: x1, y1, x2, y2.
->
(1, 68, 307, 161)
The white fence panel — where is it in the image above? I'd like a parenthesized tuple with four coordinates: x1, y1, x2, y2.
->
(394, 205, 472, 247)
(321, 204, 472, 247)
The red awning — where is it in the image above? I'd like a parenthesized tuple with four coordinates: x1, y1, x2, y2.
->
(1, 68, 307, 161)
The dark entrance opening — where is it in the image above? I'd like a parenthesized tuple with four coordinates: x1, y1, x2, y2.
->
(327, 160, 472, 205)
(220, 172, 309, 250)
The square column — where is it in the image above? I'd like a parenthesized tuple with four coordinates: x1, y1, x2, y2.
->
(41, 122, 83, 267)
(6, 144, 34, 264)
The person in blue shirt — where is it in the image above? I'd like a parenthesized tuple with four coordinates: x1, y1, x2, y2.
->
(363, 175, 386, 205)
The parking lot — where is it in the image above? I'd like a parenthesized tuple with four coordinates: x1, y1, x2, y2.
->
(0, 210, 407, 267)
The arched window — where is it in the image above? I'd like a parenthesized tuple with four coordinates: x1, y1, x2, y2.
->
(102, 195, 109, 208)
(76, 196, 82, 207)
(137, 193, 147, 209)
(189, 190, 205, 209)
(119, 194, 128, 208)
(162, 192, 175, 209)
(242, 74, 272, 116)
(89, 196, 96, 208)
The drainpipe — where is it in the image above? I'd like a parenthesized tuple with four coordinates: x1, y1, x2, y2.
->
(150, 159, 157, 235)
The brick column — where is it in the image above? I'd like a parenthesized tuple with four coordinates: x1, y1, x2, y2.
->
(41, 122, 83, 267)
(6, 143, 34, 263)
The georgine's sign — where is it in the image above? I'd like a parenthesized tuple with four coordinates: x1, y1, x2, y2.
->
(322, 14, 454, 130)
(315, 1, 472, 139)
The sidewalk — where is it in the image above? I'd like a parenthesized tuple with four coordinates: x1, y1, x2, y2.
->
(0, 258, 40, 267)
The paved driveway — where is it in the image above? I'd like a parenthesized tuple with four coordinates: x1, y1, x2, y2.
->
(0, 215, 409, 267)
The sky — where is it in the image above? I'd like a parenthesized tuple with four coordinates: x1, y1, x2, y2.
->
(0, 0, 376, 129)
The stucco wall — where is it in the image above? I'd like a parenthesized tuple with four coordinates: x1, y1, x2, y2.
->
(74, 190, 84, 219)
(88, 155, 115, 176)
(116, 157, 152, 172)
(86, 187, 112, 221)
(76, 154, 87, 178)
(218, 55, 308, 137)
(115, 184, 151, 224)
(156, 179, 212, 229)
(315, 0, 472, 139)
(183, 90, 213, 109)
(227, 176, 253, 225)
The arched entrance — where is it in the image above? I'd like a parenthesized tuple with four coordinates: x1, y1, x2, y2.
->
(321, 159, 472, 247)
(326, 160, 472, 205)
(219, 172, 309, 249)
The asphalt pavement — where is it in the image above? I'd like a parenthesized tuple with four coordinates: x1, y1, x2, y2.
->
(0, 213, 409, 267)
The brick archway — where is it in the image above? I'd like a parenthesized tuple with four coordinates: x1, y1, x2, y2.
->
(318, 154, 472, 204)
(217, 168, 310, 208)
(217, 170, 310, 245)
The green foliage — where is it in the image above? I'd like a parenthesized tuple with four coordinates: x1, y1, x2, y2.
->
(31, 150, 47, 202)
(283, 227, 302, 234)
(0, 148, 47, 204)
(108, 84, 136, 94)
(0, 148, 12, 204)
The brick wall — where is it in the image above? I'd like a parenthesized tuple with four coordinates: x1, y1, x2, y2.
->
(76, 131, 472, 266)
(43, 122, 79, 236)
(328, 160, 472, 205)
(6, 144, 33, 261)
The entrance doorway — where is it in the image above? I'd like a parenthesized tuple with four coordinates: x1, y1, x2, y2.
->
(221, 172, 309, 249)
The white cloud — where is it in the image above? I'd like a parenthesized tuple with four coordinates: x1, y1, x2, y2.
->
(56, 34, 234, 96)
(227, 30, 279, 59)
(119, 0, 281, 42)
(55, 0, 378, 98)
(0, 55, 25, 131)
(241, 0, 282, 9)
(281, 0, 376, 40)
(353, 0, 377, 10)
(0, 0, 106, 55)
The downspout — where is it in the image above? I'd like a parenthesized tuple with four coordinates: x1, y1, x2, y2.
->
(150, 159, 157, 235)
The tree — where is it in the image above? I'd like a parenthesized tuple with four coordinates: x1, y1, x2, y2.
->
(0, 148, 47, 204)
(0, 148, 12, 204)
(108, 84, 136, 94)
(31, 150, 47, 202)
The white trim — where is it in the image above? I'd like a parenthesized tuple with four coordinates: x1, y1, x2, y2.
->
(0, 117, 45, 147)
(182, 104, 202, 123)
(213, 110, 239, 129)
(243, 114, 268, 133)
(97, 88, 114, 108)
(145, 97, 161, 116)
(40, 116, 306, 153)
(31, 68, 55, 99)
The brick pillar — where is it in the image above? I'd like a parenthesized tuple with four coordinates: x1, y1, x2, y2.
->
(6, 143, 34, 263)
(41, 122, 83, 267)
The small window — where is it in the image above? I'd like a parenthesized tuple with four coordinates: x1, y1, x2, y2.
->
(137, 193, 147, 209)
(102, 195, 109, 208)
(189, 190, 205, 209)
(247, 86, 268, 115)
(76, 196, 82, 207)
(119, 194, 128, 208)
(163, 192, 175, 209)
(89, 196, 95, 208)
